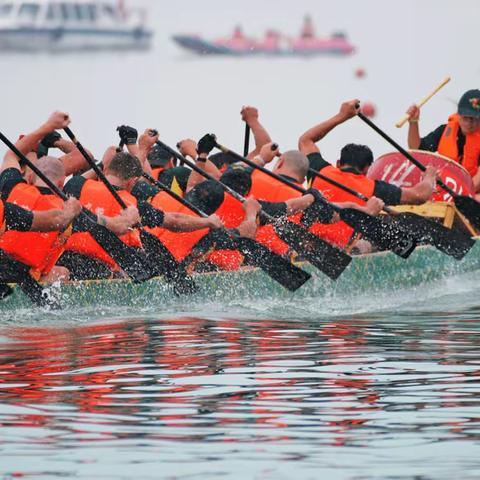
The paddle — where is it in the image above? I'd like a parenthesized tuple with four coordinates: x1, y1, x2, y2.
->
(142, 172, 311, 292)
(63, 127, 197, 295)
(308, 167, 474, 260)
(243, 124, 251, 157)
(0, 130, 152, 284)
(0, 250, 58, 308)
(357, 112, 480, 232)
(214, 141, 417, 259)
(396, 77, 451, 128)
(156, 140, 351, 280)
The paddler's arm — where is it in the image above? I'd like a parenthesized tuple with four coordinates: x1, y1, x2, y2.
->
(29, 197, 81, 232)
(406, 104, 421, 149)
(72, 206, 141, 236)
(236, 197, 262, 239)
(137, 201, 224, 232)
(180, 135, 222, 192)
(298, 99, 360, 155)
(135, 129, 158, 175)
(38, 132, 95, 176)
(398, 165, 438, 204)
(2, 111, 71, 172)
(163, 212, 223, 233)
(334, 197, 385, 217)
(241, 106, 272, 159)
(247, 142, 280, 168)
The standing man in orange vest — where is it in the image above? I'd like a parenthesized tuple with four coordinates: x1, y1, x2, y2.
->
(405, 89, 480, 187)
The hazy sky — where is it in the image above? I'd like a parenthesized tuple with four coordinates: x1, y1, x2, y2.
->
(0, 0, 478, 160)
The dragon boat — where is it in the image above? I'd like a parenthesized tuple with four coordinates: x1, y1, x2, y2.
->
(2, 151, 479, 312)
(2, 237, 480, 311)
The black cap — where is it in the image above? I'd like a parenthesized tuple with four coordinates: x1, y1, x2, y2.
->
(185, 180, 224, 215)
(147, 144, 174, 168)
(458, 89, 480, 118)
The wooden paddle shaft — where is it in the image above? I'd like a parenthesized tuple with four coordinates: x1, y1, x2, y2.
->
(396, 76, 451, 128)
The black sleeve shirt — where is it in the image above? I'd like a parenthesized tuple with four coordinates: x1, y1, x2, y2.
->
(419, 124, 447, 152)
(63, 175, 87, 199)
(0, 168, 26, 201)
(131, 180, 160, 202)
(4, 202, 33, 231)
(306, 152, 330, 182)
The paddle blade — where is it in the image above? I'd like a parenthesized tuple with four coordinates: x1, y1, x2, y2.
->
(236, 237, 311, 292)
(273, 220, 351, 280)
(396, 212, 475, 260)
(17, 276, 60, 309)
(88, 223, 153, 283)
(339, 208, 416, 259)
(0, 283, 13, 300)
(140, 231, 198, 296)
(454, 195, 480, 232)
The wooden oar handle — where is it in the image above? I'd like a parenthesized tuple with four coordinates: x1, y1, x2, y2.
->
(396, 76, 451, 128)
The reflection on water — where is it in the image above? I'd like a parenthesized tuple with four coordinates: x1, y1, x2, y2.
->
(1, 312, 480, 479)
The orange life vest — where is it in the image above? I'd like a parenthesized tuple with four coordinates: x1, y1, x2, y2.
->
(310, 165, 375, 247)
(209, 193, 246, 269)
(151, 167, 165, 181)
(0, 183, 66, 277)
(249, 169, 303, 255)
(65, 179, 141, 268)
(437, 113, 480, 177)
(0, 200, 5, 235)
(147, 191, 208, 261)
(149, 191, 244, 270)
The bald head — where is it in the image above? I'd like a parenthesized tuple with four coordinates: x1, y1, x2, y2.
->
(273, 150, 309, 182)
(31, 156, 66, 187)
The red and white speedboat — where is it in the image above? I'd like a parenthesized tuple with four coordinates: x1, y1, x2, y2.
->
(172, 16, 355, 57)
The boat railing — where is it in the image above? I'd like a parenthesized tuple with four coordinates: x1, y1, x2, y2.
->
(0, 1, 147, 29)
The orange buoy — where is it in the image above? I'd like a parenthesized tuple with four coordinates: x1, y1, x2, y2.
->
(361, 102, 376, 118)
(355, 67, 366, 78)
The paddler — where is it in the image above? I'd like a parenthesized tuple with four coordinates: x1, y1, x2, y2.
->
(62, 148, 223, 279)
(404, 89, 480, 188)
(177, 131, 382, 257)
(0, 111, 140, 282)
(0, 197, 82, 285)
(298, 99, 438, 249)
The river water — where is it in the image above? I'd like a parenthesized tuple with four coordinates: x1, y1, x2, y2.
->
(1, 272, 480, 479)
(1, 0, 480, 478)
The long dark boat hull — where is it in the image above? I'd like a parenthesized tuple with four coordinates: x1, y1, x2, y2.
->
(2, 240, 480, 311)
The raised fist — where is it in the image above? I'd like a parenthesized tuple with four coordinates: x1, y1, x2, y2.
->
(46, 111, 70, 130)
(117, 125, 138, 145)
(196, 134, 217, 155)
(241, 105, 259, 124)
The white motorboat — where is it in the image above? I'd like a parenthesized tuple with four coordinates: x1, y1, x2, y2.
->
(0, 0, 153, 52)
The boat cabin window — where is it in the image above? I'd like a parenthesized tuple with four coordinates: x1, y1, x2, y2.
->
(75, 3, 97, 22)
(0, 3, 13, 18)
(18, 3, 39, 22)
(45, 2, 98, 22)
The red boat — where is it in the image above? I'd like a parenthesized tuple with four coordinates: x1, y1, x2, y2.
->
(172, 16, 355, 57)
